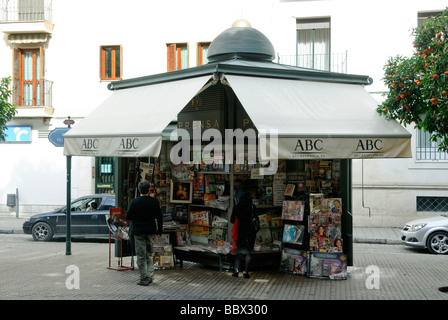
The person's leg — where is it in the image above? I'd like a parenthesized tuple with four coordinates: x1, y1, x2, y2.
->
(145, 234, 155, 282)
(243, 254, 251, 278)
(233, 253, 241, 277)
(134, 234, 150, 285)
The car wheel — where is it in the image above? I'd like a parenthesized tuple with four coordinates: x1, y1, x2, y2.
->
(31, 222, 54, 241)
(426, 231, 448, 255)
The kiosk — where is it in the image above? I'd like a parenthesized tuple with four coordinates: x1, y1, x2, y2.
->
(63, 21, 411, 272)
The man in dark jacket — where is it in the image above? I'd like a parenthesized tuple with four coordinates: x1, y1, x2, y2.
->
(125, 180, 163, 286)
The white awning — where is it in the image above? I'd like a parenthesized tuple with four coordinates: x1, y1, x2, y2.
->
(225, 75, 412, 160)
(63, 76, 212, 157)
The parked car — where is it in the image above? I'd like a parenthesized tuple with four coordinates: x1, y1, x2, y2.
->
(401, 214, 448, 254)
(22, 194, 115, 241)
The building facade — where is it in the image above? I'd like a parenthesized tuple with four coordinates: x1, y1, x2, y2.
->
(0, 0, 447, 227)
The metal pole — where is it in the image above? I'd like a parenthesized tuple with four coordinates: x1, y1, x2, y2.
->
(340, 159, 353, 266)
(15, 188, 19, 218)
(66, 117, 72, 256)
(66, 154, 71, 255)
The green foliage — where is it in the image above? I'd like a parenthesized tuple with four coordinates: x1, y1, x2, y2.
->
(377, 8, 448, 152)
(0, 76, 17, 141)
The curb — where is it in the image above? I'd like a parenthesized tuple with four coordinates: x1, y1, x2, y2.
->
(353, 237, 402, 245)
(0, 230, 24, 234)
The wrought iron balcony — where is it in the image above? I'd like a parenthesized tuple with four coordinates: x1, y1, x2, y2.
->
(0, 0, 52, 23)
(277, 52, 348, 74)
(12, 78, 53, 107)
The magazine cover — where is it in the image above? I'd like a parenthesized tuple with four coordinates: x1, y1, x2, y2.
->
(282, 224, 305, 245)
(210, 227, 225, 242)
(138, 162, 154, 182)
(270, 217, 283, 241)
(256, 227, 273, 245)
(307, 252, 347, 280)
(190, 225, 209, 235)
(310, 193, 324, 213)
(280, 248, 307, 275)
(211, 215, 228, 228)
(189, 210, 210, 226)
(153, 244, 174, 268)
(176, 224, 191, 245)
(171, 164, 194, 180)
(284, 183, 295, 196)
(282, 200, 305, 221)
(258, 214, 270, 227)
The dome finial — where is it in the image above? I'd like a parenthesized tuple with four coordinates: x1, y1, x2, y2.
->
(231, 19, 252, 28)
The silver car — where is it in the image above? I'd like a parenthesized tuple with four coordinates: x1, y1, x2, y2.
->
(401, 214, 448, 254)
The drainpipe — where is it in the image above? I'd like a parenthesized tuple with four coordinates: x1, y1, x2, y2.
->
(362, 159, 371, 217)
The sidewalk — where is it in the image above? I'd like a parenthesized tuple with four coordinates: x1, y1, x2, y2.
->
(1, 215, 447, 303)
(0, 216, 403, 244)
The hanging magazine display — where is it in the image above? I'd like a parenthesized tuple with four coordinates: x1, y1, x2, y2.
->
(309, 194, 343, 252)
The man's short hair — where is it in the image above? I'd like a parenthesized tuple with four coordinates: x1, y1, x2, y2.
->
(138, 180, 150, 195)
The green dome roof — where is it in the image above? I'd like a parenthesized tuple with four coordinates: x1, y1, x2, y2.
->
(207, 21, 276, 62)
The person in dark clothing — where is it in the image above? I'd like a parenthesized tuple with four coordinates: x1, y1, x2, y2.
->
(230, 190, 259, 279)
(125, 180, 163, 286)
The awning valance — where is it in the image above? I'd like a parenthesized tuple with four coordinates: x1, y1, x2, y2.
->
(63, 75, 212, 157)
(224, 75, 412, 160)
(8, 33, 51, 44)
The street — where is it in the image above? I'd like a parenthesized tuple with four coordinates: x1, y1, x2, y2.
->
(1, 233, 447, 303)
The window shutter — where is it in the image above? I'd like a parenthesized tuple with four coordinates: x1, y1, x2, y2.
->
(12, 48, 21, 105)
(167, 44, 176, 71)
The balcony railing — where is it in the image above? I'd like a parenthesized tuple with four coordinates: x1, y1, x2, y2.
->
(0, 0, 52, 22)
(277, 52, 348, 74)
(13, 79, 53, 107)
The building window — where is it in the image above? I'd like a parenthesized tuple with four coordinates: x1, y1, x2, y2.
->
(296, 17, 331, 71)
(416, 129, 448, 160)
(167, 43, 188, 71)
(100, 46, 122, 80)
(197, 42, 210, 66)
(12, 47, 45, 106)
(417, 11, 443, 27)
(417, 196, 448, 212)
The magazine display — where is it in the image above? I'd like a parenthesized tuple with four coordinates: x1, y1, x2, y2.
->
(309, 194, 343, 252)
(107, 208, 130, 240)
(281, 200, 305, 221)
(280, 248, 307, 275)
(307, 252, 347, 280)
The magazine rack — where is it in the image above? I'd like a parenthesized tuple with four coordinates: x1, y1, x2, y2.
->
(107, 230, 134, 271)
(106, 208, 133, 271)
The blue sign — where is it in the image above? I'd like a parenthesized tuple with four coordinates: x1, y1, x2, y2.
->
(48, 127, 70, 147)
(4, 126, 31, 142)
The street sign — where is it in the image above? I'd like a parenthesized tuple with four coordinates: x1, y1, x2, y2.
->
(48, 127, 70, 147)
(63, 119, 75, 126)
